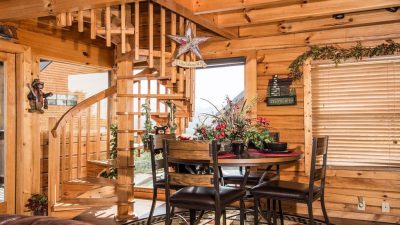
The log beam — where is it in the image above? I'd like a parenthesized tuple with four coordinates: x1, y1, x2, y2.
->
(239, 9, 400, 38)
(217, 0, 400, 27)
(151, 0, 238, 39)
(0, 0, 142, 21)
(194, 0, 294, 15)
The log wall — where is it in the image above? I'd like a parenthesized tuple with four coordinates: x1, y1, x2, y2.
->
(203, 22, 400, 223)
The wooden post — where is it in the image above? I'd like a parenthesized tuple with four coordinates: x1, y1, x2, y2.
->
(116, 59, 136, 221)
(48, 117, 60, 216)
(134, 0, 140, 60)
(171, 12, 177, 83)
(106, 6, 111, 47)
(303, 59, 312, 175)
(69, 118, 74, 179)
(78, 10, 84, 32)
(90, 9, 97, 39)
(121, 4, 127, 54)
(148, 2, 154, 67)
(96, 102, 101, 160)
(178, 16, 185, 93)
(160, 7, 166, 77)
(86, 107, 91, 160)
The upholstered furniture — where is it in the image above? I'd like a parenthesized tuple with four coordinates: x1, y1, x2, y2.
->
(251, 136, 330, 225)
(163, 140, 246, 225)
(0, 214, 92, 225)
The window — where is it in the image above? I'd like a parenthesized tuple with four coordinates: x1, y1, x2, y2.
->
(47, 94, 78, 106)
(186, 57, 245, 134)
(311, 57, 400, 168)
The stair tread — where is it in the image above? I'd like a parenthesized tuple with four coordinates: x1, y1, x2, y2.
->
(63, 177, 117, 186)
(53, 200, 115, 211)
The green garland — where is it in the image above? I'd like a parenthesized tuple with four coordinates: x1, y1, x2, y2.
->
(166, 100, 177, 134)
(289, 39, 400, 80)
(141, 102, 153, 147)
(100, 124, 118, 179)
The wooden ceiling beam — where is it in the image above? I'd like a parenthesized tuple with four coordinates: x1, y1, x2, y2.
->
(0, 0, 143, 21)
(217, 0, 400, 27)
(151, 0, 238, 39)
(193, 0, 298, 15)
(202, 22, 400, 53)
(239, 9, 400, 38)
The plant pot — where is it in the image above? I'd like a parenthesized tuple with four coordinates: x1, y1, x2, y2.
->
(33, 210, 47, 216)
(265, 142, 287, 152)
(231, 141, 245, 155)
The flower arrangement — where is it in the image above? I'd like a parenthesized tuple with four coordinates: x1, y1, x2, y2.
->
(196, 96, 257, 142)
(25, 194, 48, 216)
(245, 117, 274, 150)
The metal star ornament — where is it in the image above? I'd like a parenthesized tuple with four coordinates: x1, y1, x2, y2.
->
(168, 22, 209, 60)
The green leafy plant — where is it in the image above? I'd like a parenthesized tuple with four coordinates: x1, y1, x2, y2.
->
(244, 117, 274, 150)
(100, 124, 118, 179)
(141, 102, 153, 148)
(166, 100, 177, 134)
(25, 194, 48, 216)
(289, 40, 400, 80)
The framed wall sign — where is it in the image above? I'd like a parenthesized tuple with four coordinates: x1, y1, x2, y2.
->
(265, 75, 297, 106)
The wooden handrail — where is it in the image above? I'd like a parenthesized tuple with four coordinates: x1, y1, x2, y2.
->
(51, 85, 117, 138)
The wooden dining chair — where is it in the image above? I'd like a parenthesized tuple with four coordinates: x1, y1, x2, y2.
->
(163, 140, 246, 225)
(251, 136, 330, 225)
(147, 134, 176, 225)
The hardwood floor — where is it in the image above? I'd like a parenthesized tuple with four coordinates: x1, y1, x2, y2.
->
(74, 199, 394, 225)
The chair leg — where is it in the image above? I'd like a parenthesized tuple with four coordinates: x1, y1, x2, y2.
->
(254, 197, 259, 225)
(168, 207, 175, 225)
(147, 188, 158, 225)
(215, 208, 221, 225)
(165, 200, 170, 225)
(223, 210, 227, 225)
(272, 200, 277, 225)
(240, 198, 245, 225)
(307, 202, 314, 225)
(321, 195, 330, 225)
(278, 200, 284, 225)
(266, 199, 272, 224)
(189, 209, 196, 225)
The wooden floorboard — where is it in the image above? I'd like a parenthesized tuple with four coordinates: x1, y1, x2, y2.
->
(74, 198, 394, 225)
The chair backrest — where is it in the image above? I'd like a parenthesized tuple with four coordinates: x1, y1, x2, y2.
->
(309, 136, 329, 196)
(149, 134, 176, 187)
(163, 140, 219, 189)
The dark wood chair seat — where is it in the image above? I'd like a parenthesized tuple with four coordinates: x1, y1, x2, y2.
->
(252, 180, 321, 201)
(170, 186, 246, 209)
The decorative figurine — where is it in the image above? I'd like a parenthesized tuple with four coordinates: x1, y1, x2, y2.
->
(27, 79, 53, 113)
(0, 25, 17, 40)
(154, 126, 168, 135)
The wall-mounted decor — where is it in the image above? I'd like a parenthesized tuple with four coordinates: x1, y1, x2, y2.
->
(0, 24, 17, 40)
(265, 75, 297, 106)
(27, 79, 53, 113)
(289, 39, 400, 80)
(168, 21, 209, 68)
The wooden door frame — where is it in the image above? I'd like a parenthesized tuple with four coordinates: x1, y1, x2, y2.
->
(0, 39, 35, 214)
(0, 51, 16, 214)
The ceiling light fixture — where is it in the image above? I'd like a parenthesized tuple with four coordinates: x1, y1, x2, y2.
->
(332, 14, 345, 19)
(386, 7, 399, 12)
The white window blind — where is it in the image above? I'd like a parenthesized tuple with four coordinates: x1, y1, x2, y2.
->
(311, 57, 400, 167)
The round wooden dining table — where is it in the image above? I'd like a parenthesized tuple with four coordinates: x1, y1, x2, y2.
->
(218, 149, 304, 167)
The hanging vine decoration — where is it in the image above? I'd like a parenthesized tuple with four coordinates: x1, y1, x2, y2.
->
(141, 100, 153, 148)
(289, 39, 400, 81)
(166, 100, 177, 134)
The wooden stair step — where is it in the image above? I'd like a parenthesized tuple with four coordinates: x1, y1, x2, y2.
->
(63, 177, 117, 186)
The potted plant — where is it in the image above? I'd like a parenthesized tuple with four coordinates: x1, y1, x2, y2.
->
(200, 96, 257, 155)
(245, 117, 274, 150)
(25, 194, 48, 216)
